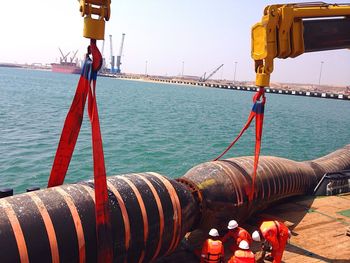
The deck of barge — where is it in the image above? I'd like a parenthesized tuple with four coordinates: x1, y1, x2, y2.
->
(157, 194, 350, 262)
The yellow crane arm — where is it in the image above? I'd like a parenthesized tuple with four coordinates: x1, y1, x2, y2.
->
(79, 0, 111, 40)
(252, 2, 350, 87)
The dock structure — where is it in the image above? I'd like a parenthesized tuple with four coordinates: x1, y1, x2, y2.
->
(147, 77, 350, 101)
(104, 73, 350, 101)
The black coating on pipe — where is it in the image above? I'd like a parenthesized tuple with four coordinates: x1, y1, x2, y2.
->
(7, 195, 52, 263)
(181, 145, 350, 230)
(0, 172, 199, 263)
(124, 174, 160, 263)
(65, 184, 98, 263)
(47, 187, 82, 262)
(0, 205, 21, 262)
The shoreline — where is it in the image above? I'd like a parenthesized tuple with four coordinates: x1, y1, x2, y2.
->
(101, 73, 350, 101)
(2, 66, 349, 101)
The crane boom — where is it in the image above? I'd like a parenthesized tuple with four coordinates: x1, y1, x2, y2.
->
(200, 64, 224, 82)
(70, 50, 78, 62)
(101, 39, 105, 56)
(58, 48, 70, 63)
(101, 39, 106, 71)
(118, 33, 126, 57)
(109, 34, 115, 73)
(252, 2, 350, 87)
(116, 33, 126, 74)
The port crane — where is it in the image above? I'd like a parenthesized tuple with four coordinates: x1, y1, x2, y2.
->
(116, 33, 126, 73)
(199, 64, 224, 82)
(109, 34, 115, 73)
(69, 50, 78, 63)
(101, 39, 107, 71)
(58, 48, 70, 63)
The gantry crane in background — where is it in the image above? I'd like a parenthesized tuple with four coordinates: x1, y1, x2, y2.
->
(109, 34, 115, 73)
(116, 33, 126, 74)
(100, 39, 107, 71)
(199, 64, 224, 82)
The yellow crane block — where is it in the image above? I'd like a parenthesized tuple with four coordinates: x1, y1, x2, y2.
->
(79, 0, 111, 40)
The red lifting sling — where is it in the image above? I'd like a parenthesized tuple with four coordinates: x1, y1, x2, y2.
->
(48, 40, 113, 262)
(214, 88, 266, 202)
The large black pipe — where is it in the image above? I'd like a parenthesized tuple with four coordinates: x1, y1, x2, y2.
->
(181, 145, 350, 229)
(0, 172, 199, 263)
(0, 146, 349, 262)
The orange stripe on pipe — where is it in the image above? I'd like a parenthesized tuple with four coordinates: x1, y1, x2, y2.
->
(119, 176, 149, 263)
(136, 174, 165, 262)
(80, 185, 96, 202)
(216, 162, 244, 205)
(30, 193, 60, 263)
(55, 188, 85, 263)
(107, 180, 131, 251)
(1, 199, 29, 263)
(148, 172, 182, 255)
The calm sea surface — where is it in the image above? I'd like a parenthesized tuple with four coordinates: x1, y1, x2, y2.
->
(0, 67, 349, 193)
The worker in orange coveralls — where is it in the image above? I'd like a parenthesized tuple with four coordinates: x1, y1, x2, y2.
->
(200, 228, 225, 263)
(252, 220, 290, 263)
(228, 240, 256, 263)
(222, 220, 253, 253)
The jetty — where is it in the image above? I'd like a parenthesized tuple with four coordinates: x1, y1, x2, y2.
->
(100, 73, 350, 101)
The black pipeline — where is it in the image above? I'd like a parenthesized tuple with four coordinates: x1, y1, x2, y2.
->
(0, 173, 199, 263)
(181, 145, 350, 229)
(0, 146, 350, 262)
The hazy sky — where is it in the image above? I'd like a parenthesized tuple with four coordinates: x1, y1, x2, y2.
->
(1, 0, 350, 85)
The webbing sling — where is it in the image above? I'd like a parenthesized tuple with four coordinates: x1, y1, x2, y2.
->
(48, 40, 113, 262)
(214, 88, 266, 202)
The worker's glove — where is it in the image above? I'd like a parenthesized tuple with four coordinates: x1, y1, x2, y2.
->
(262, 243, 272, 252)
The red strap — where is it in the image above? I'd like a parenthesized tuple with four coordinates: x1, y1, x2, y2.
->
(213, 88, 266, 202)
(253, 88, 266, 103)
(88, 41, 113, 263)
(48, 40, 113, 262)
(213, 111, 255, 161)
(48, 63, 90, 187)
(248, 107, 264, 202)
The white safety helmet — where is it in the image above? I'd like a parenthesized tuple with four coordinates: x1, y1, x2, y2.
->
(252, 230, 261, 242)
(227, 220, 238, 230)
(209, 228, 219, 237)
(238, 240, 249, 250)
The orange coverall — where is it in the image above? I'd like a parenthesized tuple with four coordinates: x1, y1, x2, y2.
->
(222, 227, 253, 253)
(200, 238, 225, 263)
(260, 221, 289, 263)
(228, 249, 256, 263)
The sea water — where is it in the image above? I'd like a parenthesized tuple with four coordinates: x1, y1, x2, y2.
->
(1, 67, 349, 193)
